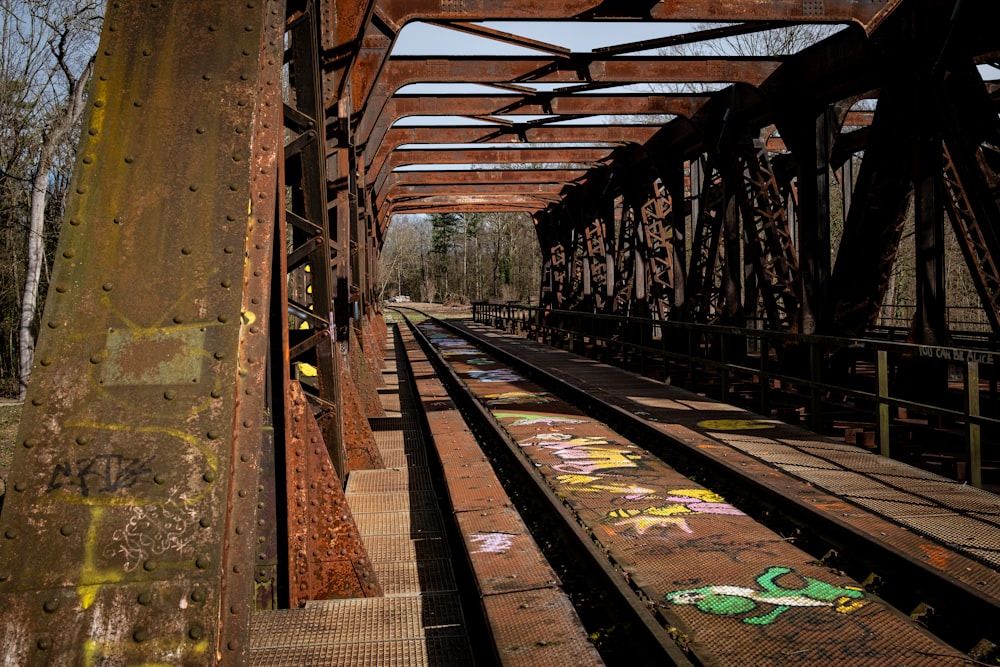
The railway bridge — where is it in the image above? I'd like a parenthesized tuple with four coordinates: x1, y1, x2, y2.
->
(2, 0, 1000, 663)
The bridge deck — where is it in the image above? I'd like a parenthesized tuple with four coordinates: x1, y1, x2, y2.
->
(450, 320, 1000, 579)
(428, 317, 1000, 662)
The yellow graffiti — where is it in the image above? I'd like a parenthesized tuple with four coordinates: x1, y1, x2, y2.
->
(697, 419, 775, 431)
(78, 507, 121, 610)
(554, 475, 657, 496)
(667, 488, 726, 503)
(609, 506, 692, 520)
(83, 639, 207, 667)
(550, 445, 641, 474)
(556, 474, 601, 485)
(835, 594, 868, 614)
(607, 507, 692, 535)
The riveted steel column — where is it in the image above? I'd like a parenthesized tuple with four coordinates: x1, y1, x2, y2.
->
(0, 1, 284, 662)
(286, 0, 346, 478)
(797, 107, 835, 334)
(827, 88, 912, 336)
(685, 155, 726, 323)
(913, 133, 948, 344)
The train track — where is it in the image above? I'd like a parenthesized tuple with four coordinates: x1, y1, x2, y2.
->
(395, 308, 999, 666)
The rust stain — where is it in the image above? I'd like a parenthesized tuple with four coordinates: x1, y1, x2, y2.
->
(285, 381, 382, 606)
(919, 543, 951, 570)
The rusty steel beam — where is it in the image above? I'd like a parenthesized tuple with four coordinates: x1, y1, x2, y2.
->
(384, 182, 569, 205)
(341, 2, 895, 121)
(0, 1, 284, 662)
(631, 174, 677, 321)
(385, 201, 544, 218)
(358, 91, 712, 151)
(725, 137, 800, 330)
(355, 56, 782, 138)
(376, 170, 582, 211)
(374, 146, 613, 190)
(381, 194, 556, 222)
(367, 125, 658, 177)
(372, 0, 892, 25)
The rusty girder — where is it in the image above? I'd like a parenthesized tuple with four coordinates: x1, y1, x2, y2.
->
(728, 135, 800, 330)
(0, 2, 286, 662)
(374, 146, 612, 190)
(337, 1, 893, 122)
(357, 57, 779, 149)
(580, 194, 614, 313)
(627, 173, 677, 322)
(367, 125, 660, 179)
(14, 0, 1000, 662)
(685, 157, 728, 324)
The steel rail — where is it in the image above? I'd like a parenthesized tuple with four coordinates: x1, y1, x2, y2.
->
(435, 314, 1000, 649)
(395, 308, 694, 667)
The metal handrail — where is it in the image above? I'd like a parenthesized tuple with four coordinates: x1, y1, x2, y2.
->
(473, 302, 998, 488)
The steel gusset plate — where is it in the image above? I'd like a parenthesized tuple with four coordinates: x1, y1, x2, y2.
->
(285, 382, 382, 607)
(334, 369, 385, 473)
(0, 1, 283, 663)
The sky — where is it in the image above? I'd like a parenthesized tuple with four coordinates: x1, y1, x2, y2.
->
(382, 20, 1000, 175)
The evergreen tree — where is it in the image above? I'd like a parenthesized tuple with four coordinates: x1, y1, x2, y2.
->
(430, 212, 460, 299)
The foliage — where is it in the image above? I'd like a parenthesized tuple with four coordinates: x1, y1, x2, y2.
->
(378, 211, 541, 305)
(0, 1, 101, 397)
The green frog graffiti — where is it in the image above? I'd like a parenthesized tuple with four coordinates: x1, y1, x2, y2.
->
(664, 566, 868, 625)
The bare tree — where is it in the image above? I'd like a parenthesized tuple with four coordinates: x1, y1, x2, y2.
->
(3, 0, 101, 399)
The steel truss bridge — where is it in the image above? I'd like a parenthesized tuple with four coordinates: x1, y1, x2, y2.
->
(1, 0, 999, 663)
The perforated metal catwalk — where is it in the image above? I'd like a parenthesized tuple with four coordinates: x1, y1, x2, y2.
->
(249, 328, 474, 666)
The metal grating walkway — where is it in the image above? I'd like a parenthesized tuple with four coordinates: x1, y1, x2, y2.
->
(250, 326, 474, 665)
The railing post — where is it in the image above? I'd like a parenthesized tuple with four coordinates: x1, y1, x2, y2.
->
(965, 359, 982, 488)
(876, 349, 891, 457)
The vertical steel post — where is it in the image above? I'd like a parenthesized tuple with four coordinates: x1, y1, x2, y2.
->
(914, 134, 948, 344)
(797, 107, 834, 334)
(876, 350, 891, 457)
(965, 360, 982, 488)
(0, 2, 284, 661)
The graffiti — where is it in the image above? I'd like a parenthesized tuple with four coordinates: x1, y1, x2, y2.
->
(538, 442, 641, 474)
(520, 433, 606, 446)
(605, 490, 744, 535)
(466, 357, 494, 366)
(441, 347, 480, 356)
(493, 412, 587, 427)
(469, 532, 515, 554)
(664, 566, 868, 625)
(47, 454, 154, 497)
(554, 474, 657, 499)
(468, 369, 523, 383)
(664, 489, 744, 515)
(608, 507, 694, 534)
(103, 499, 198, 571)
(697, 419, 776, 431)
(484, 391, 552, 406)
(434, 339, 472, 346)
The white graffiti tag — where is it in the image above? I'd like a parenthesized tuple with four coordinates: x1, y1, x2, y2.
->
(469, 532, 515, 554)
(102, 499, 199, 571)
